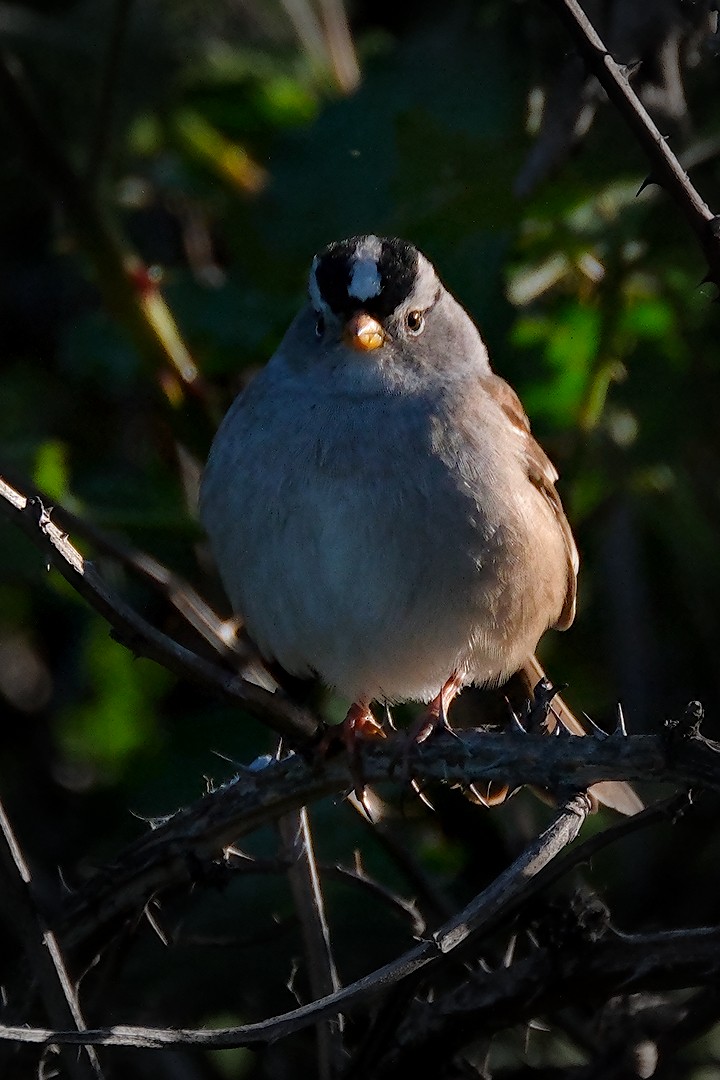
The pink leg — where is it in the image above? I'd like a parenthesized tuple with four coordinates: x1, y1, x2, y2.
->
(412, 672, 464, 744)
(341, 701, 385, 744)
(317, 701, 386, 808)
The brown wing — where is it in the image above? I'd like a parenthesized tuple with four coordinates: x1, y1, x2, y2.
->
(484, 374, 578, 630)
(482, 379, 641, 816)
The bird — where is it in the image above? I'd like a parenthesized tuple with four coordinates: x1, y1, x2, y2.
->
(200, 234, 642, 815)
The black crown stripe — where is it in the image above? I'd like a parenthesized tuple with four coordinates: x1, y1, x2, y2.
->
(313, 236, 419, 320)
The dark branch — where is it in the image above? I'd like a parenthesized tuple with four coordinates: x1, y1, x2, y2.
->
(368, 924, 720, 1076)
(277, 807, 344, 1077)
(54, 724, 716, 951)
(0, 474, 318, 743)
(548, 0, 720, 287)
(3, 796, 594, 1051)
(0, 800, 104, 1080)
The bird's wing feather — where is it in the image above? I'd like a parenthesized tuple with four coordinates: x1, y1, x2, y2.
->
(484, 374, 578, 630)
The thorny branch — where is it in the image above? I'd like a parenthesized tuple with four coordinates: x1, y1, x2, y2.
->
(0, 801, 104, 1080)
(3, 796, 720, 1061)
(0, 474, 318, 742)
(549, 0, 720, 286)
(0, 795, 594, 1051)
(53, 724, 713, 952)
(366, 924, 720, 1077)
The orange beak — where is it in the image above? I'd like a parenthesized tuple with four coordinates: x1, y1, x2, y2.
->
(342, 311, 387, 352)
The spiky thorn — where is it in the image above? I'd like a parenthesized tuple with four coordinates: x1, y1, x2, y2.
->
(612, 702, 628, 738)
(345, 787, 376, 824)
(506, 704, 529, 736)
(581, 710, 610, 740)
(463, 783, 489, 806)
(502, 933, 517, 969)
(410, 778, 436, 812)
(620, 57, 643, 79)
(637, 174, 660, 196)
(463, 781, 512, 808)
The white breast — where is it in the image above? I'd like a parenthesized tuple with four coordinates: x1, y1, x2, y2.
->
(201, 360, 566, 704)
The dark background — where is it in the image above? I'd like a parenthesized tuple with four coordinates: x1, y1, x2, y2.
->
(1, 1, 720, 1077)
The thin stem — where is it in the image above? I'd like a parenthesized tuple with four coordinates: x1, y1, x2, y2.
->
(548, 0, 720, 283)
(0, 799, 105, 1080)
(0, 474, 318, 742)
(278, 807, 344, 1077)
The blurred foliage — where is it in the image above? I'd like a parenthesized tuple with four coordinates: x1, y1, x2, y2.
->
(2, 1, 720, 1077)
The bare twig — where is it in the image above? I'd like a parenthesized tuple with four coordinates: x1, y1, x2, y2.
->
(350, 799, 454, 928)
(54, 722, 715, 953)
(1, 796, 595, 1050)
(0, 474, 318, 742)
(548, 0, 720, 285)
(368, 924, 720, 1077)
(433, 792, 591, 953)
(223, 848, 425, 935)
(278, 807, 344, 1078)
(45, 492, 259, 671)
(0, 800, 104, 1080)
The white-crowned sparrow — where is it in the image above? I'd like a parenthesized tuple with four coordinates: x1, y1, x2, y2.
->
(201, 234, 641, 815)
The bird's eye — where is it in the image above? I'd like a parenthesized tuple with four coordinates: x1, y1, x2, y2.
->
(405, 310, 425, 335)
(315, 315, 325, 338)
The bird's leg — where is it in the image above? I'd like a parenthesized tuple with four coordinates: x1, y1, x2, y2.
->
(315, 701, 384, 805)
(342, 701, 386, 742)
(317, 700, 385, 756)
(326, 700, 385, 808)
(410, 672, 464, 744)
(389, 674, 462, 799)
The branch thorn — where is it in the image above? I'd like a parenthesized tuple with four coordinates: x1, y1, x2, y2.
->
(613, 702, 628, 738)
(581, 710, 610, 740)
(507, 705, 528, 735)
(636, 174, 659, 196)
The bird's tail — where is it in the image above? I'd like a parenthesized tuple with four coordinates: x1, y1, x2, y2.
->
(467, 655, 644, 816)
(521, 654, 643, 816)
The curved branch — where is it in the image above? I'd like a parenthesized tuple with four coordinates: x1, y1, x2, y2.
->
(548, 0, 720, 285)
(55, 720, 717, 949)
(369, 925, 720, 1076)
(0, 474, 318, 743)
(5, 795, 594, 1050)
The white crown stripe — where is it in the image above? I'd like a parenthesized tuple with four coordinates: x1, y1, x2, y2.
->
(348, 258, 382, 302)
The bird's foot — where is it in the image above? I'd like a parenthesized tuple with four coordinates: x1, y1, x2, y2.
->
(390, 674, 463, 800)
(342, 701, 386, 743)
(317, 701, 385, 809)
(409, 672, 464, 744)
